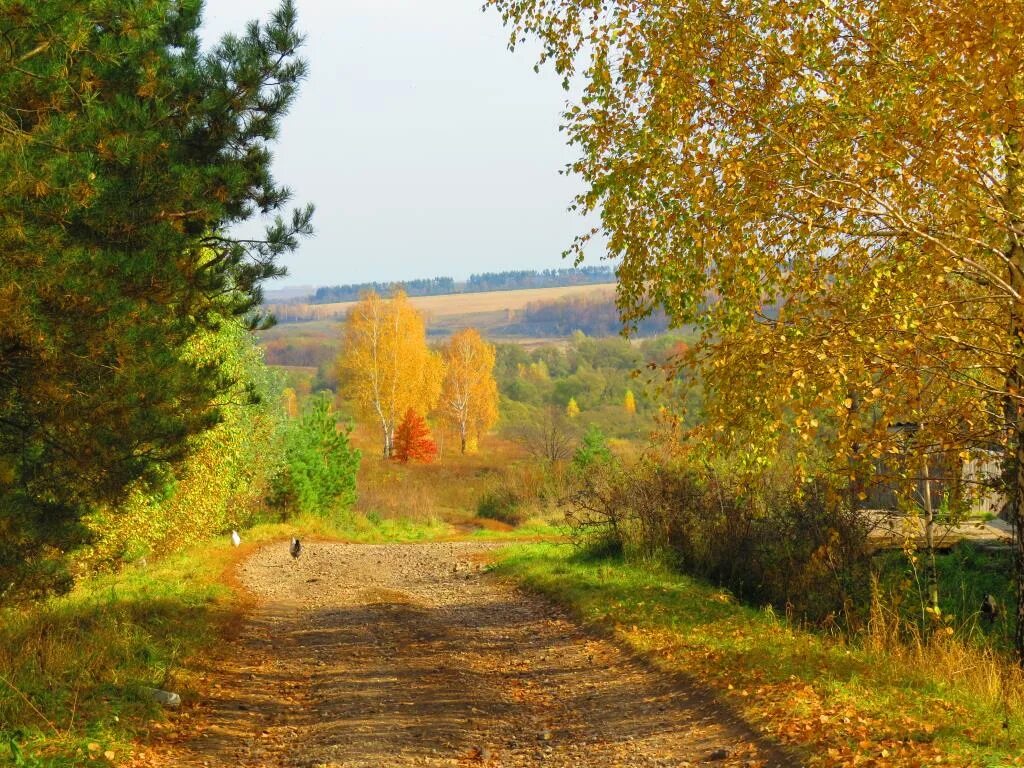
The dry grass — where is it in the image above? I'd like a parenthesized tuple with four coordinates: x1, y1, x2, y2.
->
(350, 425, 567, 535)
(353, 425, 526, 524)
(864, 580, 1024, 728)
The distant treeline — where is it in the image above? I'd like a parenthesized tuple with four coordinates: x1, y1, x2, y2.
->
(465, 266, 613, 292)
(311, 277, 456, 304)
(302, 267, 615, 305)
(503, 293, 670, 337)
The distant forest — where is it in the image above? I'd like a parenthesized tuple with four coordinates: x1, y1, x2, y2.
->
(502, 293, 670, 337)
(305, 266, 614, 304)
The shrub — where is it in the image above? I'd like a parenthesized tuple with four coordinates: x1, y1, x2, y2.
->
(273, 393, 361, 518)
(564, 457, 873, 625)
(72, 321, 285, 577)
(477, 487, 527, 526)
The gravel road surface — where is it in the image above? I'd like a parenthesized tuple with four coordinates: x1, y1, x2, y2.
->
(137, 541, 791, 768)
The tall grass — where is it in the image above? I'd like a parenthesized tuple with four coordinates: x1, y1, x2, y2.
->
(864, 572, 1024, 731)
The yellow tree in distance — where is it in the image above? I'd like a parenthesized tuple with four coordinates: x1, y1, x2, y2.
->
(439, 328, 499, 454)
(282, 387, 299, 419)
(566, 397, 581, 419)
(623, 390, 636, 416)
(339, 291, 442, 457)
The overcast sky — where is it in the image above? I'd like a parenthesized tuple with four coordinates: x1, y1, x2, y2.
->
(200, 0, 599, 288)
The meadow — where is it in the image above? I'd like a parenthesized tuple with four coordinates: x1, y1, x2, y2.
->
(266, 283, 616, 325)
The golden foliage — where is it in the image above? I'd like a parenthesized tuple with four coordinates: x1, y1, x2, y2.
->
(339, 291, 442, 457)
(282, 387, 299, 418)
(489, 0, 1024, 482)
(439, 328, 499, 454)
(566, 397, 581, 419)
(623, 390, 636, 416)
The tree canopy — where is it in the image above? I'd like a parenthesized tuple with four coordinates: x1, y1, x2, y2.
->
(439, 328, 499, 454)
(339, 291, 442, 457)
(489, 0, 1024, 656)
(0, 0, 311, 542)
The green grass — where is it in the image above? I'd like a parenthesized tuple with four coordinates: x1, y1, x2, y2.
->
(338, 511, 453, 541)
(466, 518, 567, 540)
(0, 541, 234, 766)
(873, 542, 1017, 651)
(494, 543, 1024, 768)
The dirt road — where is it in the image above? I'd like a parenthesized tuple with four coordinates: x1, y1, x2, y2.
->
(139, 542, 791, 767)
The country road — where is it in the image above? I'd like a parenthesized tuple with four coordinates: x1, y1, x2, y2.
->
(136, 542, 792, 768)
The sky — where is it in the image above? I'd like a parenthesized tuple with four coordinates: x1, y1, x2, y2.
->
(200, 0, 600, 289)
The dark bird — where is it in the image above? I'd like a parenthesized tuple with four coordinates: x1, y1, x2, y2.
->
(981, 593, 999, 626)
(290, 537, 301, 559)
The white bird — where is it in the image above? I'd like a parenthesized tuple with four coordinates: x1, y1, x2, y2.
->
(231, 530, 241, 547)
(290, 537, 301, 559)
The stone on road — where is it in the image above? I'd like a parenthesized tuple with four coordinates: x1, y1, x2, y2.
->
(137, 542, 791, 767)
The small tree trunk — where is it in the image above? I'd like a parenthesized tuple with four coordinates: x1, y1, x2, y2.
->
(846, 390, 862, 511)
(1004, 126, 1024, 665)
(921, 450, 939, 612)
(1014, 430, 1024, 663)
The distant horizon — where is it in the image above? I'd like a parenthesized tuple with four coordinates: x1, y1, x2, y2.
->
(265, 263, 617, 294)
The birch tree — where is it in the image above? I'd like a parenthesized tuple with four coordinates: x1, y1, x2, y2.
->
(489, 0, 1024, 659)
(439, 329, 499, 453)
(339, 291, 442, 457)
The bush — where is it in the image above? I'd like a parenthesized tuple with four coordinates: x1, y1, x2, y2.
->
(273, 393, 361, 518)
(477, 487, 528, 526)
(71, 320, 285, 578)
(564, 457, 873, 625)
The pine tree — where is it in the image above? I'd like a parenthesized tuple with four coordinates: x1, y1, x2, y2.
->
(0, 0, 313, 577)
(572, 425, 613, 471)
(393, 409, 438, 464)
(566, 398, 581, 419)
(275, 394, 361, 516)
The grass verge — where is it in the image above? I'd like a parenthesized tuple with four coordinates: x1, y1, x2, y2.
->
(494, 542, 1024, 768)
(0, 512, 447, 767)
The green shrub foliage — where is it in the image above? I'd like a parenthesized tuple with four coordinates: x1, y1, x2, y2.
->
(572, 425, 614, 472)
(477, 487, 527, 527)
(565, 458, 872, 625)
(275, 394, 361, 517)
(76, 321, 286, 570)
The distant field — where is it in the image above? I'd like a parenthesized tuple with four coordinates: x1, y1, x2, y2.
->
(258, 283, 627, 370)
(268, 283, 616, 324)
